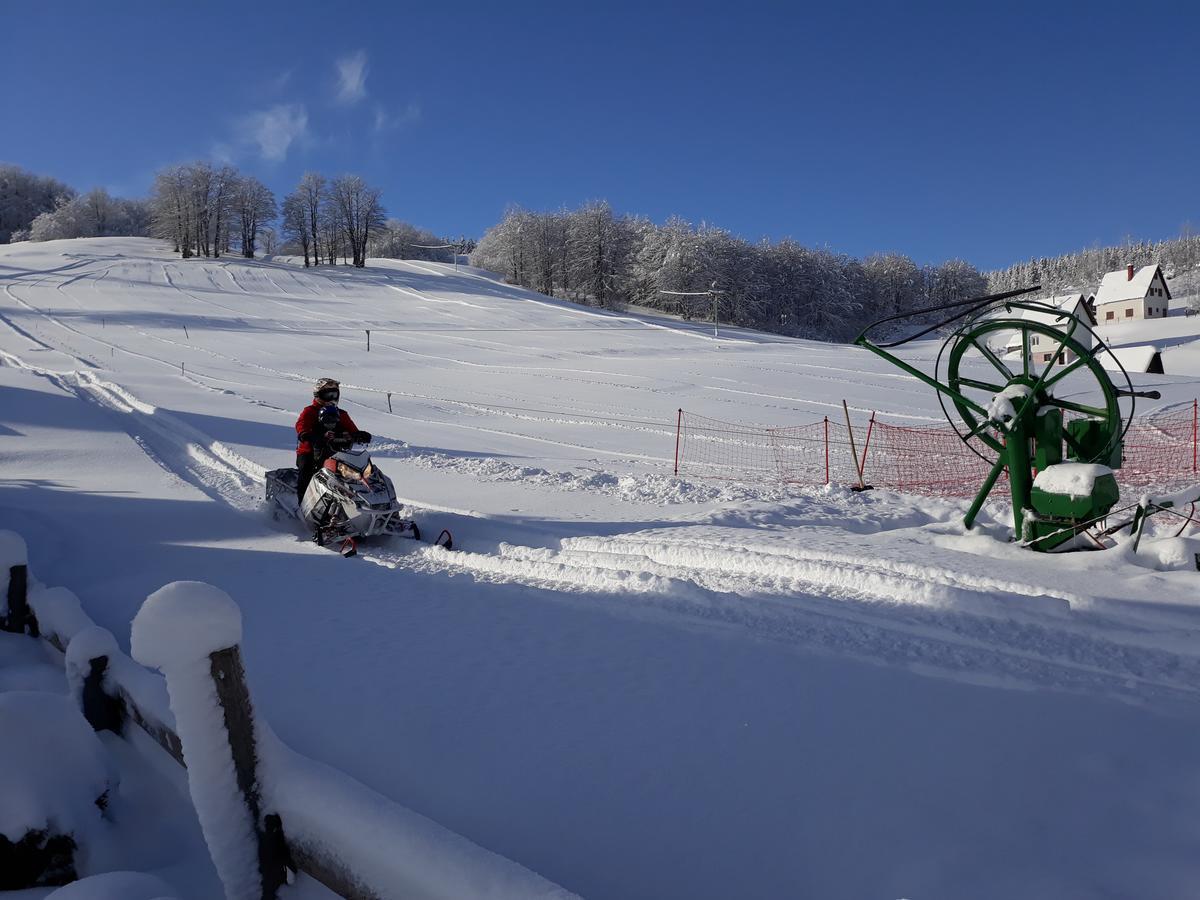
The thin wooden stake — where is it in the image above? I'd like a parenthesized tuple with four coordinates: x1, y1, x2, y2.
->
(183, 325, 190, 340)
(843, 400, 866, 491)
(386, 392, 393, 413)
(365, 329, 371, 352)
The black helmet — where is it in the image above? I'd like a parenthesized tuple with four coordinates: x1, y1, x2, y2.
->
(317, 405, 341, 430)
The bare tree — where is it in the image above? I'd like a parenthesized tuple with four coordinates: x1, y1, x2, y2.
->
(296, 172, 327, 265)
(328, 174, 386, 267)
(281, 192, 310, 266)
(234, 176, 277, 258)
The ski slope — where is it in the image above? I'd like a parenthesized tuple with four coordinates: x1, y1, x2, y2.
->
(4, 237, 1200, 899)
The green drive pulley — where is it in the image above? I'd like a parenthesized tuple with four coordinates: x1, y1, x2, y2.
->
(855, 286, 1157, 550)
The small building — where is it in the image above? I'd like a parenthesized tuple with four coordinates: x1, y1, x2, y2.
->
(1094, 264, 1171, 322)
(1002, 293, 1096, 365)
(1101, 344, 1164, 374)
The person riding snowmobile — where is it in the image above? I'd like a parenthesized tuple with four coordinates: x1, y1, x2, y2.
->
(295, 378, 371, 500)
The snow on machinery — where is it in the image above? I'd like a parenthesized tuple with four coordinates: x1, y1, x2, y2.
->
(855, 285, 1169, 551)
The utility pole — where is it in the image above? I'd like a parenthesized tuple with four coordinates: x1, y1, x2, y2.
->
(659, 281, 725, 338)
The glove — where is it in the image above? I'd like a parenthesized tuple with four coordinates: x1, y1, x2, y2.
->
(355, 430, 372, 443)
(324, 430, 336, 442)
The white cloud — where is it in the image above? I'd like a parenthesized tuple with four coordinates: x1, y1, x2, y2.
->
(335, 50, 369, 105)
(373, 101, 421, 133)
(234, 104, 309, 162)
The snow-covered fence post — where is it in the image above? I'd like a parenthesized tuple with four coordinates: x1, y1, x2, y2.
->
(65, 627, 126, 735)
(1, 531, 35, 636)
(131, 582, 288, 900)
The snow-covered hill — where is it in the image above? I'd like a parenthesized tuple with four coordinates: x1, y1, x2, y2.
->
(4, 237, 1200, 899)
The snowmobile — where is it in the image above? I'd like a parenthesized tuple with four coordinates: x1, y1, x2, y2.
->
(265, 440, 452, 557)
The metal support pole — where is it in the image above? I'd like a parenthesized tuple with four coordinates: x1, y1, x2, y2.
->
(842, 400, 864, 490)
(824, 416, 830, 484)
(674, 408, 683, 476)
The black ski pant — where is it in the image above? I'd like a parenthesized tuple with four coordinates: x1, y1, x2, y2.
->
(296, 452, 317, 502)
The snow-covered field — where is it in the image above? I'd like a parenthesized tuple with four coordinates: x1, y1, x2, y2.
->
(4, 237, 1200, 899)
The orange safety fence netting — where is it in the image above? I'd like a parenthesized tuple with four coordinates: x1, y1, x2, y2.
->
(674, 404, 1199, 497)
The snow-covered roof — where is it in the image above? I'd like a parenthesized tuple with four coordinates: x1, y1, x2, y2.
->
(1100, 344, 1162, 374)
(1001, 294, 1095, 349)
(1095, 265, 1170, 306)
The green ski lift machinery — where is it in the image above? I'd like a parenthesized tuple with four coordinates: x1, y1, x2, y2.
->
(854, 286, 1159, 550)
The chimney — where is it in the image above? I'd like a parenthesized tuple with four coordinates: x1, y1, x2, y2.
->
(1127, 264, 1134, 281)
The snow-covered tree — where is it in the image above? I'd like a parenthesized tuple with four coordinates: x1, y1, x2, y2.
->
(0, 164, 75, 243)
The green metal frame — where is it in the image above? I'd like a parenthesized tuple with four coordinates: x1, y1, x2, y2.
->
(854, 306, 1123, 548)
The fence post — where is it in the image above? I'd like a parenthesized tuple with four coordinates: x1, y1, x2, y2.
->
(3, 564, 36, 636)
(66, 627, 127, 735)
(823, 416, 830, 484)
(365, 329, 371, 352)
(674, 409, 683, 476)
(131, 583, 289, 900)
(1193, 398, 1197, 474)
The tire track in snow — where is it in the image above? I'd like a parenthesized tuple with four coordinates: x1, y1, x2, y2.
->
(369, 530, 1200, 707)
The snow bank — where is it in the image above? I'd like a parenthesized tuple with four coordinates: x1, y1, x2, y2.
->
(28, 585, 93, 646)
(1128, 536, 1200, 572)
(259, 729, 579, 900)
(1033, 463, 1113, 499)
(0, 529, 27, 569)
(44, 871, 179, 900)
(130, 582, 258, 900)
(0, 692, 108, 842)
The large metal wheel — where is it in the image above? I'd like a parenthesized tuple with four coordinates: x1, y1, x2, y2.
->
(939, 316, 1127, 463)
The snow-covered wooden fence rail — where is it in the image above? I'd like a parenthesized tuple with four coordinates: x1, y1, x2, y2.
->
(1, 532, 577, 900)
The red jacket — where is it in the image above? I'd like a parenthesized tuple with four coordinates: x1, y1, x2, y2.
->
(295, 400, 359, 455)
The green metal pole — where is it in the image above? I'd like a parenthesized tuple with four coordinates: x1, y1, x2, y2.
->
(964, 453, 1008, 530)
(1005, 421, 1033, 541)
(853, 338, 992, 419)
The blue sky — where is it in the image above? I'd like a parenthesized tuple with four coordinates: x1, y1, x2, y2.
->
(4, 0, 1197, 269)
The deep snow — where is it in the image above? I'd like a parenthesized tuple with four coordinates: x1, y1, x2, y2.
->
(3, 237, 1200, 898)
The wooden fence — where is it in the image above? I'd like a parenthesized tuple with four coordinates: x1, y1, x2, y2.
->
(1, 546, 575, 900)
